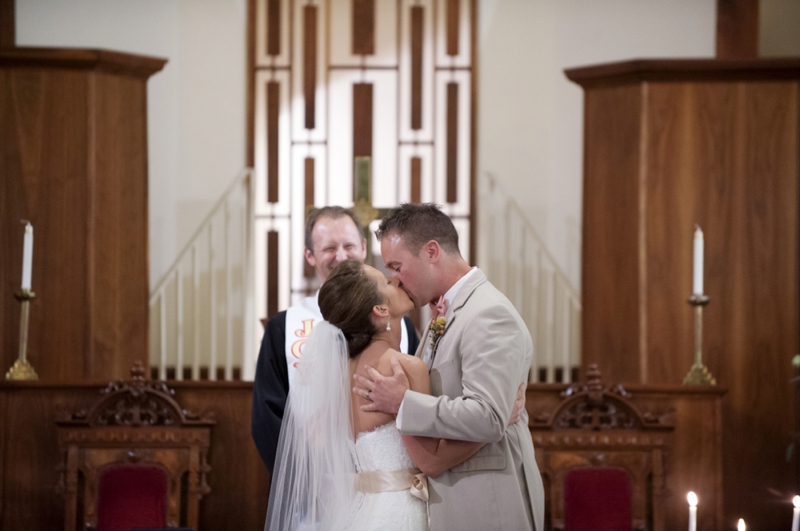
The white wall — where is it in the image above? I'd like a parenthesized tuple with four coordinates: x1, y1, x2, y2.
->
(16, 0, 247, 289)
(477, 0, 716, 290)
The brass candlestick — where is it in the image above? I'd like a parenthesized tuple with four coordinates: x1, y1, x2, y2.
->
(6, 289, 39, 380)
(683, 294, 716, 385)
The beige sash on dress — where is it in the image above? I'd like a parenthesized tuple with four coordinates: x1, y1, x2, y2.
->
(355, 468, 429, 502)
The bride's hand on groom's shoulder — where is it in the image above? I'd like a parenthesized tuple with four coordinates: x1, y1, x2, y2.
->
(353, 357, 409, 415)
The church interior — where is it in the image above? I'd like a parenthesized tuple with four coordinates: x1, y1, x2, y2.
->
(2, 0, 800, 529)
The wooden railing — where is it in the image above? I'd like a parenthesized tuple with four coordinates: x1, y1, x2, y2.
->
(478, 174, 581, 383)
(149, 169, 255, 381)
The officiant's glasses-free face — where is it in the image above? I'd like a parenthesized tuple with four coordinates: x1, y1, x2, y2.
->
(304, 216, 367, 282)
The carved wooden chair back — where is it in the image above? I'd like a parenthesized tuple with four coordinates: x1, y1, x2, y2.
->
(56, 362, 215, 531)
(529, 365, 674, 531)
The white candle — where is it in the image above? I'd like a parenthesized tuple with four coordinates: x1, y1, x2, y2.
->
(738, 518, 746, 531)
(792, 495, 800, 531)
(21, 222, 33, 290)
(687, 492, 697, 531)
(693, 225, 704, 295)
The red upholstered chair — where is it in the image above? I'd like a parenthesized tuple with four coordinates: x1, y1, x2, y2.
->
(56, 362, 214, 531)
(96, 466, 168, 531)
(529, 365, 673, 531)
(563, 467, 632, 531)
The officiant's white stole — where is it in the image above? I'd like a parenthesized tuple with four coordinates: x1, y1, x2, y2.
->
(285, 293, 411, 386)
(284, 295, 321, 387)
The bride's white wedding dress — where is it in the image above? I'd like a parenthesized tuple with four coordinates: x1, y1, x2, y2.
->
(349, 421, 428, 531)
(264, 323, 427, 531)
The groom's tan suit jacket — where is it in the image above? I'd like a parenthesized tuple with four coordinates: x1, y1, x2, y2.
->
(401, 269, 545, 531)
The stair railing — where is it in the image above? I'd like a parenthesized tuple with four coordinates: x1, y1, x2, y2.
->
(478, 173, 582, 383)
(149, 168, 255, 381)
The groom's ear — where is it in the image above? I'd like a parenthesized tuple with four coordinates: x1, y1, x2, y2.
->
(423, 240, 440, 263)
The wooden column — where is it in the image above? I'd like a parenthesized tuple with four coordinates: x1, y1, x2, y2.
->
(717, 0, 759, 59)
(0, 48, 166, 382)
(0, 0, 13, 48)
(568, 58, 800, 530)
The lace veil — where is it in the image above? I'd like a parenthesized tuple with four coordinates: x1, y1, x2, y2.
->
(264, 321, 358, 531)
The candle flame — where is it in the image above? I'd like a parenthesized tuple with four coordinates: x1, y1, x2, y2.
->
(687, 491, 698, 507)
(694, 225, 703, 238)
(737, 518, 746, 531)
(794, 495, 800, 508)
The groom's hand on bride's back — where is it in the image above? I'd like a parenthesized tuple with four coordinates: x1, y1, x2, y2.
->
(353, 357, 409, 415)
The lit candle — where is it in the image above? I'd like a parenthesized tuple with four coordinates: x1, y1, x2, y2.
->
(792, 495, 800, 531)
(738, 518, 746, 531)
(687, 491, 697, 531)
(693, 225, 704, 295)
(21, 221, 33, 291)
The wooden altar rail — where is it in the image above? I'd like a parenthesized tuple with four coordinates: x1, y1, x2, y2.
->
(0, 381, 723, 531)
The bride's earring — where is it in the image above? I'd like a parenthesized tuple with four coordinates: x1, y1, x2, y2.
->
(386, 319, 391, 331)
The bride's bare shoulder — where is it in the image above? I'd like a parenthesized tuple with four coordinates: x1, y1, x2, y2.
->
(376, 350, 429, 393)
(376, 349, 423, 372)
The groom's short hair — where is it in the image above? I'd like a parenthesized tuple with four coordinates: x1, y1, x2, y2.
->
(376, 203, 461, 256)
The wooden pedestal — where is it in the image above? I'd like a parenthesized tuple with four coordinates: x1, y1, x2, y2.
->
(0, 48, 166, 381)
(568, 58, 800, 530)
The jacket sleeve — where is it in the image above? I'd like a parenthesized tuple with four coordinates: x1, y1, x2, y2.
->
(400, 303, 529, 443)
(402, 316, 421, 355)
(251, 311, 289, 473)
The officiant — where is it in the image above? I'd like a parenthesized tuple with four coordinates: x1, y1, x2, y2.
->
(251, 206, 420, 472)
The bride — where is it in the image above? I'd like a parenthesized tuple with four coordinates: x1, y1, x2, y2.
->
(264, 259, 484, 531)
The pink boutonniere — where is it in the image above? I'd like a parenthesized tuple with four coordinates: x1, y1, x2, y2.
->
(428, 296, 448, 346)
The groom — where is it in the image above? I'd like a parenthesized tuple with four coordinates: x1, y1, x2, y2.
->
(354, 203, 545, 531)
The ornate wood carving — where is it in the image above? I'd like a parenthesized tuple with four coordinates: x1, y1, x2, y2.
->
(56, 363, 215, 531)
(58, 362, 214, 428)
(532, 364, 674, 431)
(530, 365, 674, 531)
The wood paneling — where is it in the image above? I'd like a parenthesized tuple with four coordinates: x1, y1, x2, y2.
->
(267, 0, 281, 56)
(569, 58, 800, 531)
(716, 0, 759, 59)
(353, 82, 373, 158)
(249, 0, 477, 314)
(446, 0, 460, 56)
(1, 379, 720, 531)
(0, 49, 164, 382)
(0, 382, 269, 531)
(0, 0, 13, 48)
(579, 84, 643, 383)
(410, 6, 423, 130)
(304, 158, 315, 279)
(303, 5, 317, 130)
(267, 230, 279, 318)
(446, 82, 458, 203)
(410, 156, 422, 203)
(246, 0, 255, 167)
(267, 80, 279, 203)
(352, 0, 375, 56)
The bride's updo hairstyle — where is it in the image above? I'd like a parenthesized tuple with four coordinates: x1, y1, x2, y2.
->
(319, 259, 383, 358)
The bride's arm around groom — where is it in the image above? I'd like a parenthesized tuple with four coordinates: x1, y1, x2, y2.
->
(357, 203, 545, 531)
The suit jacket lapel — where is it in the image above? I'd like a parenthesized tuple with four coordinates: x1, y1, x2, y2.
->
(429, 269, 488, 368)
